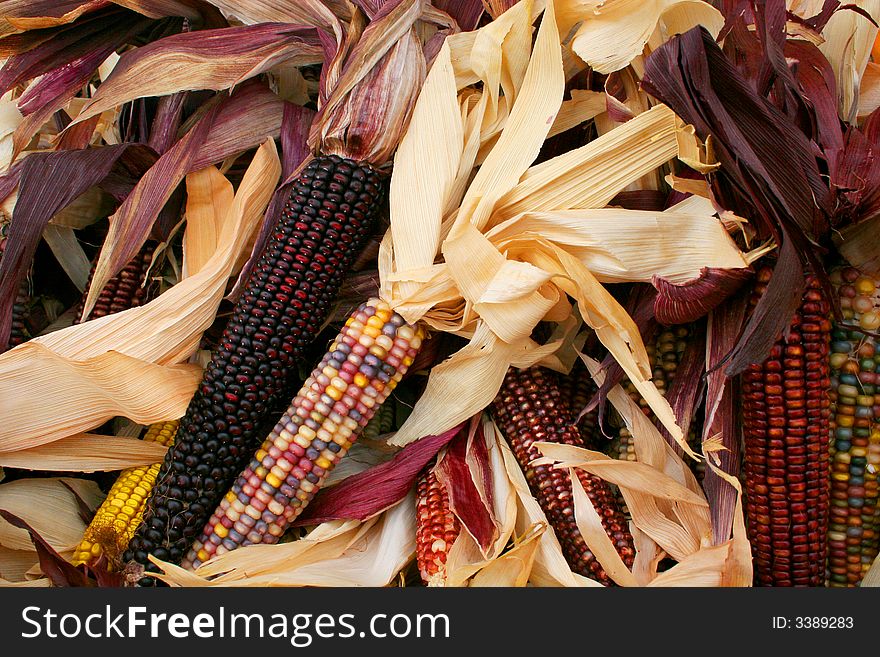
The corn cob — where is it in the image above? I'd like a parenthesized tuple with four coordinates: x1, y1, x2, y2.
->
(73, 242, 157, 324)
(608, 325, 704, 478)
(362, 396, 397, 440)
(123, 155, 384, 582)
(416, 461, 461, 586)
(827, 266, 880, 587)
(72, 421, 178, 568)
(741, 267, 831, 587)
(558, 359, 600, 450)
(491, 366, 635, 585)
(180, 299, 424, 570)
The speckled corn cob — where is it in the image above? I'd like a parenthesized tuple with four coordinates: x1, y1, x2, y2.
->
(741, 267, 831, 587)
(123, 155, 383, 583)
(491, 366, 635, 585)
(181, 299, 424, 569)
(73, 242, 157, 324)
(72, 421, 178, 568)
(827, 266, 880, 587)
(416, 462, 460, 586)
(609, 326, 703, 478)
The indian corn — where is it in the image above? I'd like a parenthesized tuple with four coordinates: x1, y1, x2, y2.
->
(610, 325, 703, 479)
(741, 267, 831, 587)
(180, 298, 424, 569)
(491, 365, 634, 585)
(124, 155, 384, 583)
(558, 359, 600, 450)
(73, 242, 157, 323)
(415, 461, 461, 586)
(826, 266, 880, 587)
(72, 421, 178, 568)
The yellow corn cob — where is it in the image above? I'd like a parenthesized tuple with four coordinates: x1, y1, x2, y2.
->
(72, 421, 178, 569)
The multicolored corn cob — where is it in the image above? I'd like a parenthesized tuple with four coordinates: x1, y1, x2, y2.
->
(123, 155, 384, 583)
(73, 242, 157, 324)
(490, 366, 635, 585)
(827, 266, 880, 587)
(416, 462, 461, 586)
(609, 326, 702, 477)
(741, 267, 831, 587)
(72, 421, 178, 568)
(180, 299, 424, 570)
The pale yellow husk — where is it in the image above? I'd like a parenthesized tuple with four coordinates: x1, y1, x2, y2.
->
(154, 495, 416, 587)
(381, 0, 745, 457)
(814, 0, 880, 122)
(0, 140, 280, 458)
(0, 433, 168, 472)
(0, 477, 106, 581)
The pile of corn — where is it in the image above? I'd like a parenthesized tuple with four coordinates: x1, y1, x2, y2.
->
(3, 0, 880, 593)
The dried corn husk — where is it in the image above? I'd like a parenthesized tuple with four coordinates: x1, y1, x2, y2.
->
(381, 0, 749, 458)
(0, 140, 280, 457)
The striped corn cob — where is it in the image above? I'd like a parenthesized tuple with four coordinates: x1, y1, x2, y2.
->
(73, 242, 157, 324)
(1, 220, 33, 350)
(416, 462, 460, 586)
(558, 359, 600, 450)
(180, 298, 424, 569)
(123, 155, 384, 583)
(827, 266, 880, 587)
(491, 366, 635, 585)
(72, 421, 178, 568)
(741, 267, 831, 587)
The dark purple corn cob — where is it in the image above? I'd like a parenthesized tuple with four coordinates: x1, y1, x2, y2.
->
(491, 366, 635, 585)
(123, 154, 384, 584)
(73, 242, 158, 324)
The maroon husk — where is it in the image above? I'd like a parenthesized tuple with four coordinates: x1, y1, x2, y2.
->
(658, 319, 707, 456)
(432, 0, 484, 30)
(722, 236, 806, 375)
(80, 104, 217, 318)
(702, 292, 749, 543)
(291, 423, 466, 527)
(281, 103, 318, 181)
(0, 509, 94, 587)
(435, 418, 497, 553)
(10, 15, 154, 158)
(0, 6, 147, 97)
(641, 22, 833, 374)
(652, 266, 753, 325)
(0, 143, 155, 350)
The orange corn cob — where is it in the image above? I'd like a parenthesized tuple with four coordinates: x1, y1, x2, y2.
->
(741, 267, 831, 586)
(416, 462, 461, 586)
